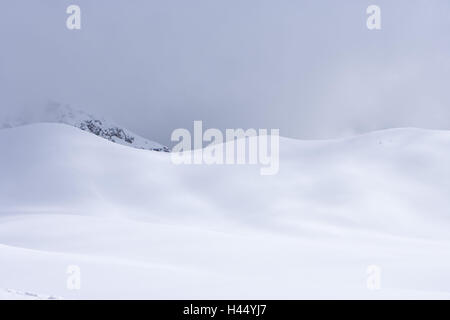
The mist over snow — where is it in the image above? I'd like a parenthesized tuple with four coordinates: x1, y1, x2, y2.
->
(1, 1, 450, 300)
(1, 101, 170, 152)
(1, 1, 450, 145)
(1, 123, 450, 298)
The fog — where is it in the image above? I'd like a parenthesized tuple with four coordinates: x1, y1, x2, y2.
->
(1, 0, 449, 145)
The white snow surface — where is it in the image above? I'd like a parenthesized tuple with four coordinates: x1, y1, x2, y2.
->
(1, 103, 169, 152)
(1, 123, 450, 299)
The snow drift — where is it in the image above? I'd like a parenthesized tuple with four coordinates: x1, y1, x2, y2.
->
(1, 123, 450, 299)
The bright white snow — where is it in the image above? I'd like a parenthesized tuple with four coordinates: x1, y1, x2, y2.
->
(1, 123, 450, 299)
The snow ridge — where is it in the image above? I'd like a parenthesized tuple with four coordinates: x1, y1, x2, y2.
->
(1, 102, 170, 152)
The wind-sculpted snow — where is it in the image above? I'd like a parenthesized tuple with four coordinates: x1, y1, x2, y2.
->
(1, 123, 450, 299)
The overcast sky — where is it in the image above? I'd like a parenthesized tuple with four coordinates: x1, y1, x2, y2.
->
(1, 0, 450, 145)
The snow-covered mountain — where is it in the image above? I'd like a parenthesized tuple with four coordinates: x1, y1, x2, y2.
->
(1, 123, 450, 299)
(1, 102, 170, 152)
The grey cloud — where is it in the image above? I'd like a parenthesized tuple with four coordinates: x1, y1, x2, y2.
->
(0, 0, 449, 145)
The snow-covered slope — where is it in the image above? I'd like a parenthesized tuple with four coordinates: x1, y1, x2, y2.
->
(0, 288, 61, 300)
(1, 103, 169, 152)
(1, 123, 450, 299)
